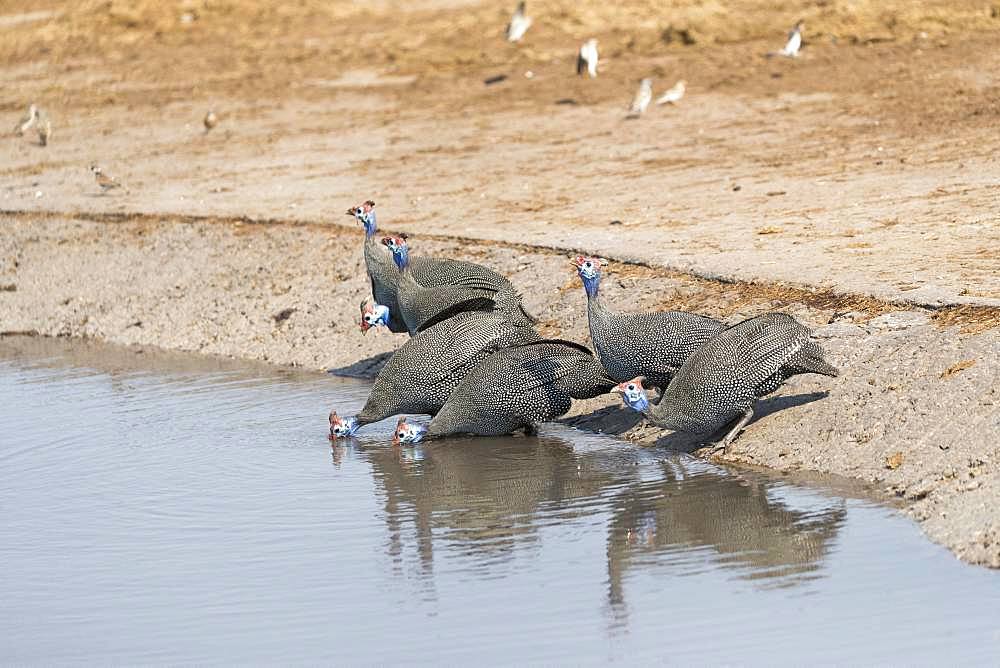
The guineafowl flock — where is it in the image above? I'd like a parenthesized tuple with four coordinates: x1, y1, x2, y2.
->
(330, 201, 838, 449)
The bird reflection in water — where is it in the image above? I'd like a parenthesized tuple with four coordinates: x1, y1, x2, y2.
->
(355, 430, 847, 614)
(602, 457, 846, 627)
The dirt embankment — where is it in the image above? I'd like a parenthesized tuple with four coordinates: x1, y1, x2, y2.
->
(1, 0, 999, 565)
(1, 212, 998, 567)
(4, 1, 1000, 307)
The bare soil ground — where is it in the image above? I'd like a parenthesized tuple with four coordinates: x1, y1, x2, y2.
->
(2, 213, 998, 568)
(1, 0, 999, 565)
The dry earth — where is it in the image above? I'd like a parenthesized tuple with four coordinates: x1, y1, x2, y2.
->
(2, 213, 998, 567)
(1, 0, 999, 565)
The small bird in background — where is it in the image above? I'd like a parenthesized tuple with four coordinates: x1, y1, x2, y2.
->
(656, 79, 686, 105)
(577, 38, 599, 77)
(626, 78, 653, 118)
(505, 2, 532, 42)
(36, 109, 51, 146)
(13, 103, 38, 136)
(203, 110, 218, 133)
(90, 164, 122, 194)
(769, 20, 804, 58)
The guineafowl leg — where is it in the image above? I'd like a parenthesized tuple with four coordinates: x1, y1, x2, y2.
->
(708, 407, 755, 453)
(523, 423, 538, 436)
(723, 407, 755, 446)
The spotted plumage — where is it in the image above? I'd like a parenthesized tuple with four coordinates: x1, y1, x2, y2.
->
(347, 200, 533, 334)
(400, 340, 616, 441)
(348, 200, 409, 333)
(572, 255, 724, 394)
(383, 235, 499, 333)
(616, 313, 838, 447)
(330, 309, 541, 437)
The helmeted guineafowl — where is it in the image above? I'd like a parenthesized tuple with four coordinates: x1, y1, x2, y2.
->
(358, 299, 391, 333)
(614, 312, 838, 448)
(348, 200, 533, 333)
(383, 236, 498, 334)
(571, 255, 724, 393)
(397, 235, 534, 329)
(348, 200, 409, 334)
(329, 306, 541, 438)
(391, 340, 617, 442)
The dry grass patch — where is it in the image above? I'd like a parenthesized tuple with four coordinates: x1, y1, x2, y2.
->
(932, 306, 1000, 334)
(940, 359, 976, 378)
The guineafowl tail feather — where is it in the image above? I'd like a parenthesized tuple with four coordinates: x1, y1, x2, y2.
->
(492, 287, 537, 325)
(519, 301, 539, 325)
(796, 341, 839, 377)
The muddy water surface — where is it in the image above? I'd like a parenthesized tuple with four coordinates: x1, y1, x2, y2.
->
(2, 337, 999, 665)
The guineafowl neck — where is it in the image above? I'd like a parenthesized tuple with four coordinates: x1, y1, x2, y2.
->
(582, 275, 601, 299)
(645, 395, 685, 430)
(585, 287, 609, 322)
(399, 265, 418, 287)
(364, 236, 400, 287)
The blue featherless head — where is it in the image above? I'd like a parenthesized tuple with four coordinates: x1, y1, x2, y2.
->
(571, 255, 607, 298)
(329, 411, 360, 439)
(381, 235, 409, 269)
(346, 200, 377, 237)
(359, 299, 391, 334)
(614, 377, 649, 413)
(393, 416, 426, 444)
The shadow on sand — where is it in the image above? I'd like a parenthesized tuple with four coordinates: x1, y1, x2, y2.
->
(564, 391, 830, 453)
(327, 351, 391, 379)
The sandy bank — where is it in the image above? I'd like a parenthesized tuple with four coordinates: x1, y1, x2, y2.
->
(1, 211, 997, 567)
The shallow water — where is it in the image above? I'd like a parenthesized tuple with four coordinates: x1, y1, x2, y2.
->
(2, 337, 999, 665)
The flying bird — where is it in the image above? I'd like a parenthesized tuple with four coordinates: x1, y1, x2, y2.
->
(769, 20, 804, 58)
(90, 164, 122, 194)
(577, 39, 599, 78)
(626, 78, 653, 118)
(655, 79, 686, 105)
(505, 2, 532, 42)
(13, 104, 38, 136)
